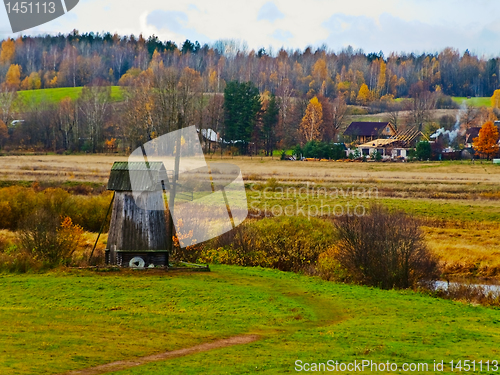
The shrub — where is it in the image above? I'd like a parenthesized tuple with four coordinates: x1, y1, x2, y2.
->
(316, 247, 349, 282)
(293, 144, 303, 159)
(18, 208, 84, 267)
(301, 140, 345, 160)
(416, 141, 432, 161)
(0, 186, 113, 232)
(370, 150, 382, 161)
(200, 216, 336, 272)
(330, 205, 439, 289)
(0, 250, 42, 273)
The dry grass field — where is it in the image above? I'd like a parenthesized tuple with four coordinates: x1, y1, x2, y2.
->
(1, 154, 499, 278)
(1, 154, 500, 183)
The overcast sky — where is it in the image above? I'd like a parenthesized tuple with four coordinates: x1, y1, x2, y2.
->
(1, 0, 500, 56)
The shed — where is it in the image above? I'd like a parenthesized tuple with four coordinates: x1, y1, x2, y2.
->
(105, 161, 169, 268)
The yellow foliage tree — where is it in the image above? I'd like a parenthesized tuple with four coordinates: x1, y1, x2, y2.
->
(0, 119, 9, 149)
(377, 59, 386, 96)
(299, 96, 323, 142)
(357, 83, 371, 105)
(5, 64, 21, 90)
(473, 121, 499, 160)
(312, 58, 328, 82)
(491, 89, 500, 109)
(20, 72, 42, 90)
(0, 40, 15, 65)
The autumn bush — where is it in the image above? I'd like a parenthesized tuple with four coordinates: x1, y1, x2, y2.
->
(18, 208, 84, 268)
(0, 250, 42, 273)
(0, 186, 113, 232)
(0, 230, 42, 273)
(322, 205, 439, 289)
(199, 216, 336, 272)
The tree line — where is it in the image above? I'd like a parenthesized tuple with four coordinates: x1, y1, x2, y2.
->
(0, 32, 499, 99)
(1, 31, 500, 154)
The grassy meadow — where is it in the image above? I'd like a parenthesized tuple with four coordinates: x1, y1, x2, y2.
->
(1, 266, 500, 374)
(452, 96, 491, 107)
(15, 86, 125, 106)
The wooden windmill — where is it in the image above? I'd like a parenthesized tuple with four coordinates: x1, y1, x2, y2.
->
(105, 161, 169, 268)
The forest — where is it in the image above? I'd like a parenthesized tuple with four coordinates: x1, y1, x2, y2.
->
(0, 31, 500, 153)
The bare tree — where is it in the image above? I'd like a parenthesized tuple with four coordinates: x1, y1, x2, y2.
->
(406, 83, 437, 130)
(330, 95, 349, 141)
(333, 205, 439, 289)
(56, 97, 78, 150)
(79, 83, 111, 152)
(0, 86, 16, 125)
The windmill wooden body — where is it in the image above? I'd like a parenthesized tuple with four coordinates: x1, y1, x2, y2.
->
(105, 161, 169, 268)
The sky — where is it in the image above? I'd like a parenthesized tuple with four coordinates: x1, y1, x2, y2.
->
(1, 0, 500, 56)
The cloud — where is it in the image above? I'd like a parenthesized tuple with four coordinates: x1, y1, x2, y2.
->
(257, 2, 284, 23)
(1, 0, 500, 56)
(272, 29, 293, 42)
(146, 9, 210, 43)
(321, 12, 500, 55)
(147, 10, 188, 34)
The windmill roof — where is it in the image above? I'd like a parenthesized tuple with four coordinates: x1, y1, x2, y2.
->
(107, 162, 168, 192)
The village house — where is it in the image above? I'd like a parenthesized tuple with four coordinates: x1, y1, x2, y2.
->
(343, 121, 397, 144)
(345, 125, 425, 160)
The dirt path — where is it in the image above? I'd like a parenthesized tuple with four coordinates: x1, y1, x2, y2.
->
(61, 335, 260, 375)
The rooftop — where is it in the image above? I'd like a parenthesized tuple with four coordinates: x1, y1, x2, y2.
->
(108, 162, 168, 192)
(344, 122, 391, 137)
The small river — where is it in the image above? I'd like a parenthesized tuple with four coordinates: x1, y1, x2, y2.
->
(434, 280, 500, 297)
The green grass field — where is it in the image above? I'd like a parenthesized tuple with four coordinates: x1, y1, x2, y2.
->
(452, 96, 491, 107)
(16, 86, 124, 106)
(1, 266, 500, 374)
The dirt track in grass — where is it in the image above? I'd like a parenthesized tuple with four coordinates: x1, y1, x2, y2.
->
(61, 335, 260, 375)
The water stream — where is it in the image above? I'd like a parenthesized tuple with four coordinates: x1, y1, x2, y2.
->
(434, 280, 500, 297)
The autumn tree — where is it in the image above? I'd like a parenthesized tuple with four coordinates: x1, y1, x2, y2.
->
(492, 89, 500, 109)
(357, 83, 371, 105)
(177, 67, 202, 127)
(121, 80, 156, 149)
(0, 119, 8, 149)
(59, 45, 79, 87)
(376, 58, 387, 96)
(299, 96, 323, 143)
(4, 64, 21, 90)
(473, 121, 499, 160)
(20, 72, 42, 90)
(0, 40, 16, 65)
